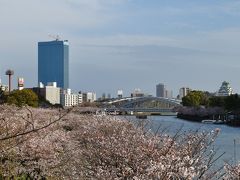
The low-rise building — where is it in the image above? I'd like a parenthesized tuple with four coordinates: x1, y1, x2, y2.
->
(0, 84, 8, 92)
(44, 82, 60, 104)
(131, 88, 145, 97)
(32, 82, 60, 105)
(117, 90, 123, 99)
(87, 92, 97, 102)
(60, 91, 97, 107)
(60, 89, 79, 107)
(0, 78, 8, 92)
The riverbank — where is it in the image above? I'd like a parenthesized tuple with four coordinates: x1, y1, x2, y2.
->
(177, 113, 210, 122)
(177, 113, 240, 127)
(177, 106, 240, 127)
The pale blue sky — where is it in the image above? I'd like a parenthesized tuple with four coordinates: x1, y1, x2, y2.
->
(0, 0, 240, 97)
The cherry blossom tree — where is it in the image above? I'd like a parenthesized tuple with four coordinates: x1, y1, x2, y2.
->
(0, 105, 231, 179)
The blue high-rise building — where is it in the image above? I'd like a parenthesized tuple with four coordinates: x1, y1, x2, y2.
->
(38, 40, 69, 89)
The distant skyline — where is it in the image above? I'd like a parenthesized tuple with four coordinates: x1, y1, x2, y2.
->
(1, 0, 240, 97)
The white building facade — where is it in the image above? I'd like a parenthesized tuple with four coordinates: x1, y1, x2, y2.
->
(44, 82, 60, 104)
(32, 82, 60, 105)
(179, 87, 191, 99)
(61, 89, 79, 107)
(60, 90, 97, 107)
(87, 92, 97, 102)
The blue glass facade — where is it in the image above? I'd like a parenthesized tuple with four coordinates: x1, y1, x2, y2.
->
(38, 40, 69, 89)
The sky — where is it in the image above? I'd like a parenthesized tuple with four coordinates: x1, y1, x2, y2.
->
(1, 0, 240, 97)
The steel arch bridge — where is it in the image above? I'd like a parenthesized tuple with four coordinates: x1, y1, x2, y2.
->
(106, 97, 182, 110)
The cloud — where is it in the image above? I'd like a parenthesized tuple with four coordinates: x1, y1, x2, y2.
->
(178, 28, 240, 54)
(0, 0, 127, 34)
(74, 34, 178, 47)
(72, 26, 240, 55)
(0, 0, 129, 52)
(218, 1, 240, 16)
(0, 0, 240, 95)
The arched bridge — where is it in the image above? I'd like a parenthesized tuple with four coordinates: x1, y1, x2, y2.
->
(105, 97, 182, 114)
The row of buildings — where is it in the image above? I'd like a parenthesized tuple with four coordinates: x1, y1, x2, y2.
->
(0, 39, 96, 107)
(156, 83, 174, 99)
(1, 38, 235, 107)
(32, 82, 96, 107)
(0, 79, 96, 107)
(37, 39, 97, 106)
(155, 81, 233, 100)
(156, 83, 190, 99)
(36, 39, 234, 103)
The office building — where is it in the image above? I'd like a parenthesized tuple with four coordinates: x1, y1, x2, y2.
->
(38, 40, 69, 89)
(32, 82, 60, 105)
(156, 83, 165, 97)
(179, 87, 191, 99)
(78, 91, 96, 103)
(165, 90, 173, 99)
(81, 92, 88, 103)
(101, 93, 106, 100)
(156, 83, 173, 98)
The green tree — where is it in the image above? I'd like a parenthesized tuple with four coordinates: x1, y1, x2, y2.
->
(224, 94, 240, 111)
(0, 86, 6, 104)
(209, 96, 225, 107)
(182, 91, 209, 107)
(6, 89, 38, 107)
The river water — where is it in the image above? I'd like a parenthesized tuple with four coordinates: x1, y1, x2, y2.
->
(126, 115, 240, 166)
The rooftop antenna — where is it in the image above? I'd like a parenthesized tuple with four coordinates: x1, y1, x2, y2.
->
(48, 34, 60, 41)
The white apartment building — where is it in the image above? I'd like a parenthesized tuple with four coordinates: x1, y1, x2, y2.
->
(60, 93, 79, 107)
(78, 93, 83, 104)
(60, 90, 97, 107)
(61, 89, 79, 107)
(87, 92, 97, 102)
(179, 87, 191, 99)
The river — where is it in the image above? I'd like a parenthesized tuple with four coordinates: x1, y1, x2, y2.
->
(125, 115, 240, 166)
